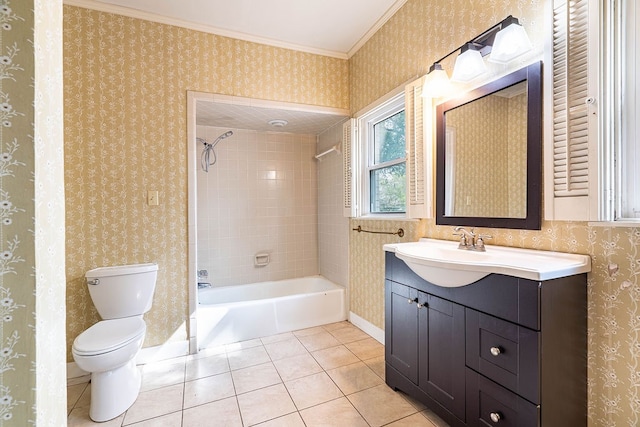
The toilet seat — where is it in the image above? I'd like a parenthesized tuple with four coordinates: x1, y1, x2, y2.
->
(73, 317, 146, 356)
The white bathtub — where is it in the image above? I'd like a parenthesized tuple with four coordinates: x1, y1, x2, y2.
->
(196, 276, 347, 349)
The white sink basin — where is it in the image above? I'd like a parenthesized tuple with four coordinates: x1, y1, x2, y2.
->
(384, 238, 591, 287)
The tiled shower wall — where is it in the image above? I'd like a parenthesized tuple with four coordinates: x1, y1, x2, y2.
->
(196, 126, 318, 286)
(317, 120, 350, 287)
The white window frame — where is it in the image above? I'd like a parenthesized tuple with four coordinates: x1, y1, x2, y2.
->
(586, 0, 640, 226)
(355, 92, 406, 218)
(609, 0, 640, 222)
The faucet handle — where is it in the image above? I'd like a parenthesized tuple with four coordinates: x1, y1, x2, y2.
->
(453, 232, 468, 249)
(475, 234, 493, 251)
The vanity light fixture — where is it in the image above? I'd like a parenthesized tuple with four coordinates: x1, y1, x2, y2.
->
(451, 43, 487, 82)
(422, 15, 533, 97)
(423, 63, 451, 98)
(488, 17, 533, 64)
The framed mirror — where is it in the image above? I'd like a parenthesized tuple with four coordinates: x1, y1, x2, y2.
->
(435, 62, 542, 230)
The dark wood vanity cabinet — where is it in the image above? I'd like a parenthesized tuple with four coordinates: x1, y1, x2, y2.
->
(384, 252, 587, 427)
(386, 282, 466, 420)
(386, 281, 419, 382)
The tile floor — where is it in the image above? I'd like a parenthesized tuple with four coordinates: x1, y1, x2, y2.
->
(67, 321, 450, 427)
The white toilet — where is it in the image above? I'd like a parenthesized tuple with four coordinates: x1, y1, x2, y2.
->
(72, 263, 158, 422)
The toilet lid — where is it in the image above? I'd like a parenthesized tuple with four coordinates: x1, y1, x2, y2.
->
(73, 317, 146, 356)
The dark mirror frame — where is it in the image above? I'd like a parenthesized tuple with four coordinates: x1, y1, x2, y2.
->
(435, 61, 542, 230)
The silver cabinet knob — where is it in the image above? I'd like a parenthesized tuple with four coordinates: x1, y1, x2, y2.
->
(490, 346, 501, 356)
(490, 412, 501, 423)
(417, 302, 425, 309)
(408, 298, 418, 304)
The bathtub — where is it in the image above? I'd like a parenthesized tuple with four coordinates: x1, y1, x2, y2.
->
(196, 276, 347, 349)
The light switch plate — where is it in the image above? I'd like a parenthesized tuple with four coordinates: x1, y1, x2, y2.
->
(147, 190, 159, 206)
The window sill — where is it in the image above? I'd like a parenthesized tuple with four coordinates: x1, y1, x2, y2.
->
(356, 215, 417, 221)
(587, 220, 640, 228)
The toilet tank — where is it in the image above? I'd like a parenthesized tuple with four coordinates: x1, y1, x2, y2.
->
(85, 263, 158, 320)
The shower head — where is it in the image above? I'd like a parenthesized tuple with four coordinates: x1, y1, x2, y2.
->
(199, 130, 234, 172)
(210, 130, 233, 147)
(197, 131, 233, 147)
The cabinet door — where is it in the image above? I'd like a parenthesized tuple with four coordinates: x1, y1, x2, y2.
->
(419, 292, 466, 421)
(385, 280, 419, 383)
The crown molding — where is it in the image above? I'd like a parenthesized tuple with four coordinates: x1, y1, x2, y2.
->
(347, 0, 408, 58)
(63, 0, 350, 59)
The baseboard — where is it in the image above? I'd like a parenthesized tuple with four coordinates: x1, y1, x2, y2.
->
(136, 340, 189, 365)
(66, 340, 190, 380)
(349, 311, 384, 345)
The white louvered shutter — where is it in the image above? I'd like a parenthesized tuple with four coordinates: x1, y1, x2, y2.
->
(405, 77, 432, 218)
(343, 119, 357, 217)
(544, 0, 601, 220)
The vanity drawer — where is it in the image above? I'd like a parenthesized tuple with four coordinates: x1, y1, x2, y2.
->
(466, 369, 538, 427)
(466, 309, 539, 404)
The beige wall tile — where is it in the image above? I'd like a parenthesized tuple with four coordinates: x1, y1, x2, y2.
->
(196, 127, 319, 286)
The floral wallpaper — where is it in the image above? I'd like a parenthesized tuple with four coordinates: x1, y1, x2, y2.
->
(349, 0, 545, 114)
(0, 0, 66, 425)
(349, 0, 640, 425)
(506, 93, 527, 218)
(349, 219, 425, 329)
(445, 93, 527, 218)
(63, 5, 349, 360)
(0, 1, 34, 423)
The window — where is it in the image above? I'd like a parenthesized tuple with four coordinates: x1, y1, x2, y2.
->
(615, 0, 640, 220)
(343, 81, 429, 219)
(357, 93, 406, 216)
(370, 109, 406, 213)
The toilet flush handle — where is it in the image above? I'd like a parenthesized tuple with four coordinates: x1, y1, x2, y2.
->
(87, 278, 100, 286)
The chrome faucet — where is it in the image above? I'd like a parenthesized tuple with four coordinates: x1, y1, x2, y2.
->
(453, 226, 475, 249)
(453, 226, 492, 251)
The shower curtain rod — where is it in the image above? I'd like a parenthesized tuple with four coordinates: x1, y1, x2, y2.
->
(314, 143, 341, 160)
